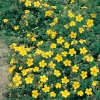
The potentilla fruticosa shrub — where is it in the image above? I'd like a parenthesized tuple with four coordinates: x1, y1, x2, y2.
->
(1, 0, 100, 100)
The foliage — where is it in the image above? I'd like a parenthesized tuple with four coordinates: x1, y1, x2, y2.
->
(1, 0, 100, 100)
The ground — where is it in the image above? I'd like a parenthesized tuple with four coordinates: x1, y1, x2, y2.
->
(0, 39, 9, 100)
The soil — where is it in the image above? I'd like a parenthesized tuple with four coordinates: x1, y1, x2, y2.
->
(0, 39, 9, 100)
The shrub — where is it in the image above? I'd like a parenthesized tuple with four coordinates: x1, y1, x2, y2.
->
(1, 0, 100, 100)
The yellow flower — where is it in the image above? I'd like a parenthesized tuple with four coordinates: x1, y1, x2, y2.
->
(85, 88, 93, 96)
(33, 66, 39, 72)
(14, 26, 19, 30)
(77, 90, 84, 96)
(21, 69, 27, 76)
(61, 51, 68, 57)
(55, 83, 61, 88)
(79, 27, 84, 33)
(71, 40, 78, 45)
(86, 19, 94, 27)
(33, 1, 40, 7)
(40, 75, 48, 83)
(57, 36, 65, 44)
(50, 91, 56, 97)
(25, 0, 31, 7)
(63, 59, 71, 67)
(51, 6, 57, 9)
(76, 14, 83, 22)
(32, 90, 39, 98)
(25, 10, 30, 14)
(69, 48, 76, 56)
(3, 18, 8, 23)
(50, 43, 57, 49)
(37, 41, 43, 46)
(64, 24, 69, 29)
(35, 49, 43, 55)
(26, 58, 33, 67)
(90, 13, 97, 18)
(19, 66, 23, 70)
(69, 31, 77, 39)
(31, 37, 36, 42)
(68, 12, 74, 18)
(42, 85, 50, 93)
(8, 65, 16, 73)
(92, 81, 98, 87)
(45, 10, 53, 17)
(61, 76, 69, 84)
(60, 90, 70, 98)
(39, 60, 47, 68)
(80, 47, 88, 54)
(79, 39, 86, 44)
(70, 0, 75, 3)
(54, 69, 61, 77)
(12, 73, 22, 87)
(64, 42, 70, 48)
(90, 66, 99, 76)
(25, 76, 33, 84)
(83, 55, 94, 62)
(72, 82, 80, 90)
(69, 21, 76, 26)
(54, 54, 63, 62)
(81, 71, 87, 79)
(48, 61, 56, 69)
(72, 65, 79, 73)
(19, 49, 27, 56)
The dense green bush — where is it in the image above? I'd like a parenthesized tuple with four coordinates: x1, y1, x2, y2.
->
(1, 0, 100, 100)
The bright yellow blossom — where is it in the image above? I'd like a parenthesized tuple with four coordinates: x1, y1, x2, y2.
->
(79, 27, 84, 33)
(80, 47, 88, 54)
(69, 48, 76, 56)
(48, 61, 56, 69)
(50, 91, 56, 97)
(45, 10, 53, 17)
(54, 54, 63, 62)
(14, 26, 19, 30)
(33, 1, 40, 7)
(61, 76, 69, 84)
(39, 60, 47, 68)
(85, 88, 93, 95)
(69, 21, 76, 26)
(3, 18, 8, 23)
(72, 65, 79, 73)
(86, 19, 94, 27)
(90, 66, 99, 76)
(81, 71, 87, 79)
(77, 90, 84, 96)
(92, 81, 98, 87)
(63, 59, 71, 66)
(69, 31, 77, 39)
(76, 14, 83, 22)
(40, 75, 48, 83)
(60, 90, 70, 98)
(25, 76, 33, 84)
(55, 83, 61, 88)
(72, 82, 80, 89)
(57, 37, 65, 44)
(26, 58, 33, 67)
(64, 42, 70, 48)
(50, 43, 57, 49)
(25, 0, 31, 7)
(42, 85, 50, 93)
(32, 90, 39, 98)
(54, 69, 61, 77)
